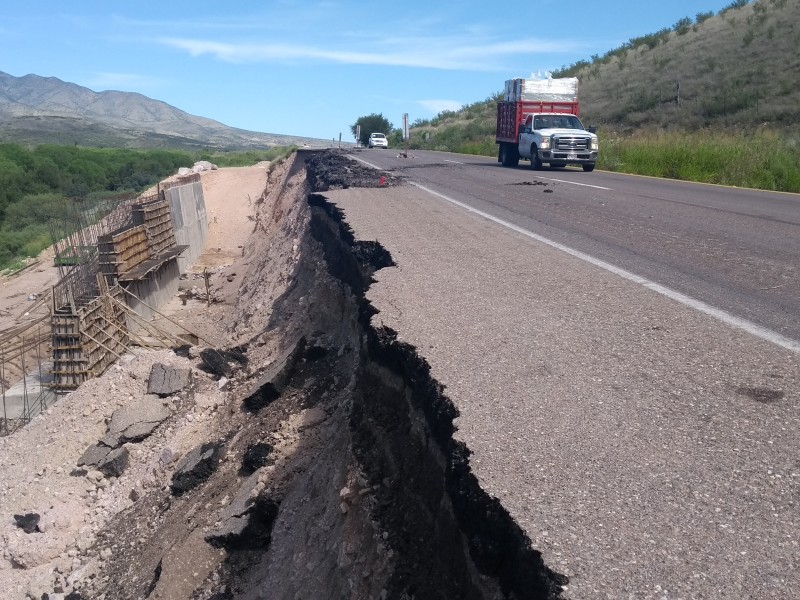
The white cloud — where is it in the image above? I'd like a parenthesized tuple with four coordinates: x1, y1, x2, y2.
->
(158, 35, 582, 71)
(417, 99, 464, 114)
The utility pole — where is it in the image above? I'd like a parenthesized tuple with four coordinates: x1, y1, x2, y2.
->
(402, 113, 409, 158)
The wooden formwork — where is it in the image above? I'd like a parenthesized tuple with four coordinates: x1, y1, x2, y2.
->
(134, 198, 177, 259)
(46, 177, 198, 394)
(51, 284, 129, 392)
(98, 225, 150, 278)
(50, 311, 85, 390)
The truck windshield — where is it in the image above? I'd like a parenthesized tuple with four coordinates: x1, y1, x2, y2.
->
(534, 115, 584, 130)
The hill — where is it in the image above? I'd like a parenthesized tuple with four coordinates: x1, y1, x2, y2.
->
(410, 0, 800, 151)
(0, 71, 331, 150)
(563, 0, 800, 132)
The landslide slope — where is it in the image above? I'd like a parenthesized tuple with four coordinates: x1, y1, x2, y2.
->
(0, 151, 564, 599)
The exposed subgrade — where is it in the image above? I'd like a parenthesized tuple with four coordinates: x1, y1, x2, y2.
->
(65, 150, 566, 600)
(304, 150, 567, 599)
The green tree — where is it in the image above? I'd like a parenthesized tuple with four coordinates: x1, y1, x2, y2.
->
(351, 113, 394, 146)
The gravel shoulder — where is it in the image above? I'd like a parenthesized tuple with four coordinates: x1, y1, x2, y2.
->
(326, 184, 800, 599)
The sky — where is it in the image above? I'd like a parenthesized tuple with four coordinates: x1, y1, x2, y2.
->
(1, 0, 739, 142)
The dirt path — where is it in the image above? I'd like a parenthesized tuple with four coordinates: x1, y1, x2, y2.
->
(190, 164, 268, 272)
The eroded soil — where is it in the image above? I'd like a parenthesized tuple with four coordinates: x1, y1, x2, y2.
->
(0, 150, 564, 600)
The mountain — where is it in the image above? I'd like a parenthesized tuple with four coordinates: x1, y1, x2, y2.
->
(0, 71, 329, 150)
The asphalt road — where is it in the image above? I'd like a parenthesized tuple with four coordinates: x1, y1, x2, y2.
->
(326, 151, 800, 599)
(353, 148, 800, 346)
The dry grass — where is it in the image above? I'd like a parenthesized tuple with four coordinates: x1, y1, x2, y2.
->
(571, 0, 800, 131)
(405, 0, 800, 191)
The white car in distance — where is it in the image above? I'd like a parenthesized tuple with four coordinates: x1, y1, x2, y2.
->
(368, 132, 389, 149)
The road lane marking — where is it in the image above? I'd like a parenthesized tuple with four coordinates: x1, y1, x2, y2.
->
(351, 155, 612, 191)
(409, 181, 800, 354)
(351, 156, 384, 170)
(538, 177, 611, 190)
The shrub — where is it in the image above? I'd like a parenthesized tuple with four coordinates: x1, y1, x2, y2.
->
(720, 0, 749, 15)
(674, 17, 693, 35)
(695, 11, 714, 24)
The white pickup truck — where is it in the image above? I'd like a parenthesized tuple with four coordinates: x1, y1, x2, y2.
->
(517, 113, 598, 172)
(495, 77, 598, 172)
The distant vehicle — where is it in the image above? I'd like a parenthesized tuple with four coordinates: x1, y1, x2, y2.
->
(496, 77, 598, 172)
(368, 132, 389, 149)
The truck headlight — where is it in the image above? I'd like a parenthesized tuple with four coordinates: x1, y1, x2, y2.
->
(590, 138, 599, 150)
(539, 137, 551, 149)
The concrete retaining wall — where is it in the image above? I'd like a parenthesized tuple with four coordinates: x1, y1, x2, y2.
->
(163, 177, 207, 273)
(124, 258, 181, 322)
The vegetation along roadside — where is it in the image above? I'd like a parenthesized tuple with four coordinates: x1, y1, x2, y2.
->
(0, 143, 294, 272)
(399, 0, 800, 193)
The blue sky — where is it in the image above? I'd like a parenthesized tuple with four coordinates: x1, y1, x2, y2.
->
(1, 0, 737, 141)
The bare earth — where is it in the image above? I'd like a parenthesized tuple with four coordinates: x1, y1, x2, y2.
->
(0, 163, 273, 598)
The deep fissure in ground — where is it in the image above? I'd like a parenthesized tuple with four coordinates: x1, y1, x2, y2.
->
(73, 150, 565, 599)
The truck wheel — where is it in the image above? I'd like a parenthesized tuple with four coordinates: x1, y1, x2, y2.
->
(530, 146, 543, 170)
(500, 144, 519, 167)
(583, 164, 595, 172)
(499, 144, 509, 166)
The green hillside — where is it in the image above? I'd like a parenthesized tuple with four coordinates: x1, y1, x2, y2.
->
(567, 0, 800, 132)
(407, 0, 800, 191)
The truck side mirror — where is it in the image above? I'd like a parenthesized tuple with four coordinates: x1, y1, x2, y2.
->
(518, 124, 525, 134)
(587, 126, 597, 134)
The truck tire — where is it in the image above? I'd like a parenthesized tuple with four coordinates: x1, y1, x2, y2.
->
(530, 145, 543, 170)
(500, 144, 519, 167)
(583, 164, 595, 172)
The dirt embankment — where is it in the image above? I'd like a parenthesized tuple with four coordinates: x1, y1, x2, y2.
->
(0, 151, 565, 599)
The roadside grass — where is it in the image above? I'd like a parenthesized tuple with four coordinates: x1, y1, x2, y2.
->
(409, 116, 800, 193)
(598, 130, 800, 192)
(0, 145, 296, 272)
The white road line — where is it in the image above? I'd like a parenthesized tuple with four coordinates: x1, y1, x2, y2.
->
(410, 181, 800, 354)
(444, 159, 464, 165)
(538, 177, 611, 190)
(350, 156, 384, 170)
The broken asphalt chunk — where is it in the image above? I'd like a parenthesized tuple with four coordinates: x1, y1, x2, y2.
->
(200, 348, 248, 378)
(240, 442, 274, 475)
(170, 442, 224, 496)
(97, 446, 129, 477)
(146, 363, 191, 397)
(107, 396, 172, 445)
(77, 444, 111, 468)
(242, 338, 306, 412)
(205, 473, 280, 550)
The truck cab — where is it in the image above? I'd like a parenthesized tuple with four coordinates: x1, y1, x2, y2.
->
(518, 113, 598, 171)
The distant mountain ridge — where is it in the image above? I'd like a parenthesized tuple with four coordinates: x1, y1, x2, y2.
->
(0, 71, 329, 149)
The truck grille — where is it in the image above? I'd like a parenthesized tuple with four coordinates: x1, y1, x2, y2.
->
(553, 136, 590, 151)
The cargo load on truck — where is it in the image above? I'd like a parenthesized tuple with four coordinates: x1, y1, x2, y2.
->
(503, 77, 579, 103)
(496, 76, 598, 172)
